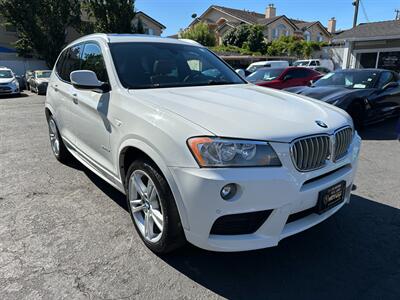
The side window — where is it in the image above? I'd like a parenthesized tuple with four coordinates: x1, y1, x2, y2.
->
(309, 61, 317, 66)
(55, 50, 67, 77)
(60, 44, 83, 82)
(289, 68, 310, 79)
(377, 72, 394, 88)
(81, 43, 108, 82)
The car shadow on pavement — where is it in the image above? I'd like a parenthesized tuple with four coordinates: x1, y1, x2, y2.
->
(161, 195, 400, 300)
(359, 118, 399, 141)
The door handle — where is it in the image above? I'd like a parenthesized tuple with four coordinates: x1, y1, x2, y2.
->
(52, 84, 58, 92)
(72, 93, 78, 104)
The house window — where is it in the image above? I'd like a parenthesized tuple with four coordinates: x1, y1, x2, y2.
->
(304, 31, 311, 42)
(317, 33, 324, 42)
(273, 24, 288, 39)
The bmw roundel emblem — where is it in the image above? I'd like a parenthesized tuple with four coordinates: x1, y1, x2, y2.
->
(315, 120, 328, 128)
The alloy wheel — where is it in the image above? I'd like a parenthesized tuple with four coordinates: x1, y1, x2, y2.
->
(48, 118, 60, 156)
(129, 170, 164, 243)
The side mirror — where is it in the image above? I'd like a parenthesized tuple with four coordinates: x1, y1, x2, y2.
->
(235, 69, 246, 78)
(70, 70, 110, 93)
(382, 81, 399, 90)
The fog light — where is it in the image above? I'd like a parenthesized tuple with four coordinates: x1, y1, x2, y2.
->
(220, 183, 237, 200)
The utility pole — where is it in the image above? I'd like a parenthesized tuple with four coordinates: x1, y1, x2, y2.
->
(353, 0, 360, 27)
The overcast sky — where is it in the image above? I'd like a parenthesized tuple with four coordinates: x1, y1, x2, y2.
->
(136, 0, 399, 36)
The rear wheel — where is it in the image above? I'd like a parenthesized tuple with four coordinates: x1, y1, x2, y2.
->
(126, 160, 185, 253)
(47, 116, 72, 163)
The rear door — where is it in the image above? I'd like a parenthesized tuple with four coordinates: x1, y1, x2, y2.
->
(69, 42, 113, 173)
(50, 44, 83, 145)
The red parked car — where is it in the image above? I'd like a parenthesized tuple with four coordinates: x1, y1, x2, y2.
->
(246, 66, 323, 89)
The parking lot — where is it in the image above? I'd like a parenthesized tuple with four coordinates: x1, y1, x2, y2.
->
(0, 92, 399, 299)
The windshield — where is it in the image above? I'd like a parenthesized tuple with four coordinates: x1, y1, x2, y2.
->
(293, 61, 308, 67)
(109, 42, 245, 89)
(314, 70, 379, 89)
(36, 71, 51, 78)
(246, 68, 284, 82)
(0, 70, 13, 79)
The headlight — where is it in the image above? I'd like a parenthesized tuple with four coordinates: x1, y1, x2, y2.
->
(187, 137, 282, 167)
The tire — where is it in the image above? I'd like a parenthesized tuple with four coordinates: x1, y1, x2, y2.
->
(47, 115, 72, 163)
(125, 159, 186, 254)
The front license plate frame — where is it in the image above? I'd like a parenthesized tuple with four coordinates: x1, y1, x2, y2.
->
(316, 181, 346, 214)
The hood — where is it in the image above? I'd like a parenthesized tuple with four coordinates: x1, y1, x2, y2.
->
(286, 86, 373, 102)
(36, 78, 50, 84)
(0, 78, 14, 84)
(129, 84, 351, 142)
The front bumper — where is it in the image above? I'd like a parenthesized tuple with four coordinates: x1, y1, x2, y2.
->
(170, 133, 361, 252)
(0, 85, 19, 95)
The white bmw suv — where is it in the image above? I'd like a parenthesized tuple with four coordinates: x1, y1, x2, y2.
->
(45, 34, 361, 253)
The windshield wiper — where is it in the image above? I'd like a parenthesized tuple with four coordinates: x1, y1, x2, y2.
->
(206, 80, 237, 85)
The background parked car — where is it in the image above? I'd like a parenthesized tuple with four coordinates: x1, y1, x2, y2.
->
(293, 59, 334, 72)
(285, 69, 400, 128)
(246, 66, 323, 90)
(25, 70, 34, 90)
(236, 60, 290, 77)
(15, 75, 26, 90)
(0, 66, 20, 96)
(28, 70, 52, 95)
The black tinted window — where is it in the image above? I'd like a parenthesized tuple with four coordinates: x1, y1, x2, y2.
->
(60, 44, 83, 82)
(55, 50, 67, 77)
(377, 72, 395, 88)
(287, 68, 311, 78)
(81, 43, 108, 82)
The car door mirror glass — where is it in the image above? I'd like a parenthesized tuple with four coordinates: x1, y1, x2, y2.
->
(70, 70, 108, 92)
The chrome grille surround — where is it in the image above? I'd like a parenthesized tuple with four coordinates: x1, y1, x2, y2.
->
(290, 126, 353, 172)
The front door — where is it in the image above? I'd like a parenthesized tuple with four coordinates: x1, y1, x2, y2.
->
(69, 42, 113, 174)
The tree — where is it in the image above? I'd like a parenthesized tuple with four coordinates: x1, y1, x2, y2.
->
(266, 36, 325, 58)
(179, 22, 216, 47)
(82, 0, 136, 33)
(0, 0, 81, 67)
(222, 24, 266, 53)
(246, 25, 266, 53)
(222, 24, 250, 48)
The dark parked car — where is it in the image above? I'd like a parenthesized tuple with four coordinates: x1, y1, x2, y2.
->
(285, 69, 400, 128)
(246, 67, 323, 90)
(28, 70, 52, 95)
(15, 75, 26, 90)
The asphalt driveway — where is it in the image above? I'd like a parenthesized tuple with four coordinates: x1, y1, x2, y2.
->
(0, 93, 399, 299)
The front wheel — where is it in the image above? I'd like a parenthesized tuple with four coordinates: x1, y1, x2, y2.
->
(47, 116, 72, 163)
(126, 160, 185, 253)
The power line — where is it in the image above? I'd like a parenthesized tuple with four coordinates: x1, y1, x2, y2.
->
(360, 0, 370, 23)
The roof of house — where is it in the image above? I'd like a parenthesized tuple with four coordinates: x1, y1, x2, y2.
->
(193, 5, 329, 35)
(135, 11, 166, 29)
(334, 20, 400, 41)
(212, 5, 264, 24)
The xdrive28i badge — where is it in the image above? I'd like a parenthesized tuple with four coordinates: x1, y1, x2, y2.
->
(315, 120, 328, 128)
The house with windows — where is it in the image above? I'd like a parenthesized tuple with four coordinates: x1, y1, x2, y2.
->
(332, 19, 400, 72)
(187, 4, 335, 45)
(132, 11, 166, 36)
